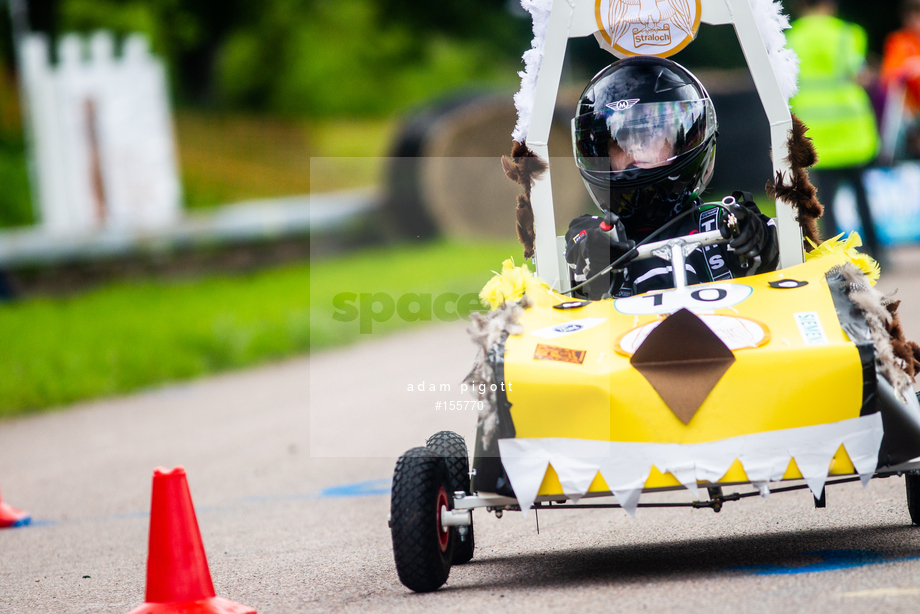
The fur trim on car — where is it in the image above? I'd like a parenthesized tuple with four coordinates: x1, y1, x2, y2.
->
(765, 114, 824, 248)
(831, 263, 920, 401)
(501, 141, 548, 259)
(464, 295, 532, 448)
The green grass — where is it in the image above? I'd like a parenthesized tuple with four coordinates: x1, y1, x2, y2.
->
(0, 239, 522, 417)
(310, 240, 522, 350)
(177, 112, 395, 209)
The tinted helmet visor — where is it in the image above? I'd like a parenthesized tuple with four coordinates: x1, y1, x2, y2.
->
(572, 99, 716, 175)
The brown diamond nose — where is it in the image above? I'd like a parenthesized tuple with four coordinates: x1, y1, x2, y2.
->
(629, 308, 736, 424)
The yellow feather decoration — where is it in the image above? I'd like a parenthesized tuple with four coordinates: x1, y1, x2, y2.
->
(805, 232, 880, 285)
(479, 258, 540, 309)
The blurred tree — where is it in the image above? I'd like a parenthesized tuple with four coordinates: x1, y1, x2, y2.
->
(53, 0, 526, 116)
(376, 0, 529, 56)
(21, 0, 905, 115)
(220, 0, 523, 116)
(0, 0, 900, 226)
(58, 0, 247, 102)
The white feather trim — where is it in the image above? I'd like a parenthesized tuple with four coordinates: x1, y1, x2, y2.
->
(749, 0, 800, 102)
(512, 0, 553, 143)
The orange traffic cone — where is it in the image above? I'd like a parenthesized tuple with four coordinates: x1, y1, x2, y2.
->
(0, 485, 30, 528)
(127, 467, 256, 614)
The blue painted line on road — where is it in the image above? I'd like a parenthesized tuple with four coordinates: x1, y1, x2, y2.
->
(732, 549, 920, 575)
(7, 477, 393, 527)
(320, 478, 391, 498)
(236, 478, 392, 504)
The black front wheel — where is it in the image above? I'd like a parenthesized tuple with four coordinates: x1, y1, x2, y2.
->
(908, 393, 920, 525)
(426, 431, 475, 564)
(907, 471, 920, 525)
(390, 447, 453, 592)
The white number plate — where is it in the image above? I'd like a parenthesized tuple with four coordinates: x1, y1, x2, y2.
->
(613, 284, 753, 315)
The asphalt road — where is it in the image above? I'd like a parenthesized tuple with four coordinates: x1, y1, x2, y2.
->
(3, 248, 920, 613)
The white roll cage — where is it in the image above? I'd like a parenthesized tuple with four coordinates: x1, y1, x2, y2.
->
(525, 0, 803, 291)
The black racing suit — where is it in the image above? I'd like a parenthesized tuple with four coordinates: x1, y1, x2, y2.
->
(565, 196, 779, 300)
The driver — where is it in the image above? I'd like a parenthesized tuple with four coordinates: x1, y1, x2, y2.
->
(566, 57, 779, 300)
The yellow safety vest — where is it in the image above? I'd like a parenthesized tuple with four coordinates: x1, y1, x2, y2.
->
(787, 15, 879, 168)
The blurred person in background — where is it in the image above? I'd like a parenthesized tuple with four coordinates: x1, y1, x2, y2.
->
(881, 0, 920, 159)
(787, 0, 883, 260)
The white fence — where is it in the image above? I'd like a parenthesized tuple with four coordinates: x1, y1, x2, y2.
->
(20, 31, 181, 234)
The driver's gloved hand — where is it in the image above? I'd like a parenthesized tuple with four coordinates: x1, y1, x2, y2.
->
(719, 201, 768, 262)
(565, 215, 636, 299)
(577, 226, 637, 275)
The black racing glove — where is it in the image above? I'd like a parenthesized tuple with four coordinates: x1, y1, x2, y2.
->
(719, 199, 767, 263)
(576, 226, 637, 277)
(565, 216, 636, 299)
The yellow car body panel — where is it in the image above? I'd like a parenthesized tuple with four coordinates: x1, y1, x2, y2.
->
(501, 254, 866, 496)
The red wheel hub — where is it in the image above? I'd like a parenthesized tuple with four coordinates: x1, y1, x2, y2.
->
(436, 486, 450, 552)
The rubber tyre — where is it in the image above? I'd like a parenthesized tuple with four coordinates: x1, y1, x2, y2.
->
(390, 447, 453, 592)
(426, 431, 475, 564)
(908, 472, 920, 526)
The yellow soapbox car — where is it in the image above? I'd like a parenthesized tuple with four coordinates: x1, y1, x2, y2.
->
(387, 0, 920, 593)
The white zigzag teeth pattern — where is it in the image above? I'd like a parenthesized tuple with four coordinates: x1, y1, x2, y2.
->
(498, 413, 883, 518)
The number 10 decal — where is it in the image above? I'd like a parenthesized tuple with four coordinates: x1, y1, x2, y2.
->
(614, 284, 753, 315)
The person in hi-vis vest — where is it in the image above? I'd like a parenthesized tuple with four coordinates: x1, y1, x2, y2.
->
(787, 0, 883, 260)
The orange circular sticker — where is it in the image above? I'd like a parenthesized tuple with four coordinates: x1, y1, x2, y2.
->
(595, 0, 702, 59)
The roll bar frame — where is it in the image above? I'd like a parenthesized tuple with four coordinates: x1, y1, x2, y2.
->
(525, 0, 801, 291)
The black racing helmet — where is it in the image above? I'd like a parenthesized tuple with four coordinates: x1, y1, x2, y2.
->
(572, 56, 717, 228)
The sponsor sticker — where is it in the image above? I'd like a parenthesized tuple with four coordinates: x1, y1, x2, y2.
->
(530, 318, 605, 339)
(534, 344, 587, 365)
(595, 0, 702, 59)
(606, 98, 639, 111)
(794, 312, 829, 345)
